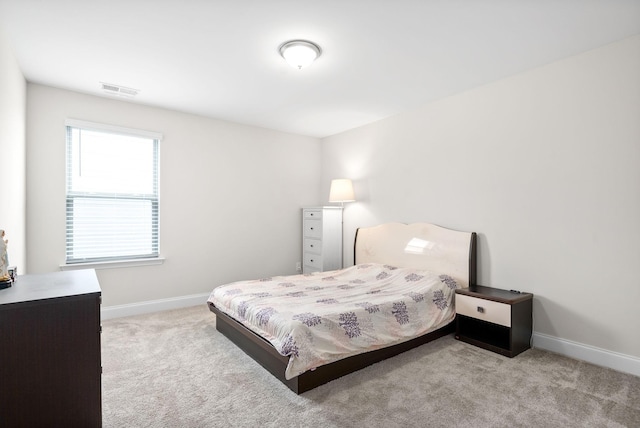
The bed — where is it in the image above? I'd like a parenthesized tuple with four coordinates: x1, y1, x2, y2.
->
(207, 222, 477, 394)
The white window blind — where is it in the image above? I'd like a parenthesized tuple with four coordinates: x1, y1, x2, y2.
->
(65, 119, 161, 264)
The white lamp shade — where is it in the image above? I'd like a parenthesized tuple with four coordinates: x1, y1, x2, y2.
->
(329, 179, 355, 203)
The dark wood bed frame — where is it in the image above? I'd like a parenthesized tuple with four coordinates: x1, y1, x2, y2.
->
(208, 225, 477, 394)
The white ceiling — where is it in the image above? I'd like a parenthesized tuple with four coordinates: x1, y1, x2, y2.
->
(1, 0, 639, 138)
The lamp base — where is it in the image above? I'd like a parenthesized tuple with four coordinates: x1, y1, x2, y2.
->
(0, 279, 12, 290)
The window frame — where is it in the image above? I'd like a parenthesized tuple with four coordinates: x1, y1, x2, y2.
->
(63, 119, 162, 268)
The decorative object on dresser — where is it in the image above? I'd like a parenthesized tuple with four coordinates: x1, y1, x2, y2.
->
(209, 222, 477, 393)
(302, 206, 343, 273)
(0, 229, 11, 289)
(0, 269, 102, 427)
(455, 285, 533, 357)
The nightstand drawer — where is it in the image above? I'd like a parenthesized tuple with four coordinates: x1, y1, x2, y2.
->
(456, 294, 511, 327)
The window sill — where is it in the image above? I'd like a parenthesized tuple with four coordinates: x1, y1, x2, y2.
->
(60, 257, 165, 271)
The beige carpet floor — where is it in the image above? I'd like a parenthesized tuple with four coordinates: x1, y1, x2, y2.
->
(102, 305, 640, 427)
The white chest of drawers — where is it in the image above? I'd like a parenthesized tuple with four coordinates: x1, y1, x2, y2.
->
(302, 207, 343, 273)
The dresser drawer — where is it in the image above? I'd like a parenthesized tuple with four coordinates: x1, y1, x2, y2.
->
(456, 294, 511, 327)
(303, 210, 322, 220)
(303, 219, 322, 238)
(304, 253, 322, 270)
(303, 238, 322, 254)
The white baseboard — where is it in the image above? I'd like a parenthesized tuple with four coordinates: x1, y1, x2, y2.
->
(101, 293, 211, 320)
(533, 332, 640, 378)
(102, 296, 640, 378)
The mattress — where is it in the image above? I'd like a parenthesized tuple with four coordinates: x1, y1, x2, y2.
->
(208, 263, 460, 379)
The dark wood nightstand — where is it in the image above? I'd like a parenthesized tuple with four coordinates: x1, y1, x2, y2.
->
(455, 285, 533, 357)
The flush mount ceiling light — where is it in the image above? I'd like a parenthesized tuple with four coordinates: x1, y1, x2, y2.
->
(279, 40, 321, 69)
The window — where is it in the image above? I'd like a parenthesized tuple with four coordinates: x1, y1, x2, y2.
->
(65, 119, 161, 264)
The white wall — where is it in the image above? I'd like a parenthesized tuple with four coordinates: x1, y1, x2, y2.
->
(26, 85, 321, 306)
(321, 36, 640, 360)
(0, 30, 26, 272)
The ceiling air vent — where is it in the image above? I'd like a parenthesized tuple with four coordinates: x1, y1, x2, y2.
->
(100, 82, 139, 98)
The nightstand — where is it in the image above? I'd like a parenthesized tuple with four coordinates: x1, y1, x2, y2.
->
(455, 285, 533, 357)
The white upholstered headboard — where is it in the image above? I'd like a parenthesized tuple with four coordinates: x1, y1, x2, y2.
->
(354, 223, 477, 288)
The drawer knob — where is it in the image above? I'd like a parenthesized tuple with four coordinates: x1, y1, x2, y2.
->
(310, 227, 314, 230)
(310, 244, 314, 248)
(477, 306, 485, 314)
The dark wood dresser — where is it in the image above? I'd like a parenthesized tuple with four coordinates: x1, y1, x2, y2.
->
(0, 269, 102, 427)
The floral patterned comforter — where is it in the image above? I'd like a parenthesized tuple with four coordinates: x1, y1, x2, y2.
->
(208, 263, 460, 380)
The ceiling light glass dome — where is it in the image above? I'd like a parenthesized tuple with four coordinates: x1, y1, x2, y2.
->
(279, 40, 321, 69)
